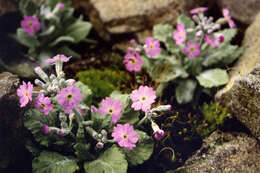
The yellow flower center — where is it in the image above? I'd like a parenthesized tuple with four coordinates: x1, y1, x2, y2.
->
(150, 44, 154, 49)
(141, 97, 146, 101)
(25, 91, 28, 97)
(189, 47, 195, 52)
(27, 22, 33, 28)
(123, 134, 128, 139)
(67, 94, 73, 100)
(130, 59, 136, 64)
(108, 108, 113, 114)
(40, 104, 46, 109)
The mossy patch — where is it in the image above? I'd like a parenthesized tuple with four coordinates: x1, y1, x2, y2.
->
(76, 68, 130, 103)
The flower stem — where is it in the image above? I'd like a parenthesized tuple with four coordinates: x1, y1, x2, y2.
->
(73, 108, 84, 122)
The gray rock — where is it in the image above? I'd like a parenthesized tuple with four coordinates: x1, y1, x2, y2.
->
(75, 0, 184, 40)
(217, 65, 260, 139)
(0, 72, 24, 168)
(168, 131, 260, 173)
(215, 13, 260, 139)
(0, 58, 37, 78)
(217, 0, 260, 25)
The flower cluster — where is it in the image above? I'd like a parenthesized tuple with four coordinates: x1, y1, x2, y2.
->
(124, 7, 241, 105)
(15, 0, 92, 65)
(17, 53, 170, 160)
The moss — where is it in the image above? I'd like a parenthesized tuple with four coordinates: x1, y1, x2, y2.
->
(196, 102, 231, 138)
(76, 68, 130, 103)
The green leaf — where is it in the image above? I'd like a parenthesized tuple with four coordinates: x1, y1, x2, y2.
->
(177, 14, 195, 29)
(65, 18, 92, 43)
(119, 110, 140, 125)
(196, 68, 229, 88)
(23, 109, 56, 147)
(153, 24, 174, 43)
(175, 79, 197, 104)
(123, 130, 154, 166)
(16, 28, 40, 48)
(19, 0, 38, 16)
(215, 28, 237, 45)
(73, 124, 95, 161)
(184, 58, 203, 76)
(57, 46, 81, 58)
(156, 82, 168, 97)
(110, 91, 130, 110)
(142, 55, 188, 83)
(202, 45, 242, 67)
(74, 81, 92, 106)
(165, 37, 180, 54)
(32, 151, 79, 173)
(50, 36, 75, 47)
(84, 145, 128, 173)
(91, 112, 112, 131)
(39, 25, 56, 37)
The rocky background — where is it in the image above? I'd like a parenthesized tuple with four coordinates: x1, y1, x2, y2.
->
(0, 0, 260, 172)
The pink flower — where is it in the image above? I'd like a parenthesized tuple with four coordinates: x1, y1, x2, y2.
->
(21, 16, 41, 36)
(222, 8, 236, 28)
(42, 124, 50, 134)
(57, 85, 82, 114)
(205, 34, 225, 48)
(130, 86, 156, 112)
(204, 34, 217, 47)
(98, 97, 123, 124)
(154, 129, 165, 141)
(190, 7, 208, 14)
(17, 81, 33, 107)
(57, 2, 65, 9)
(46, 54, 71, 65)
(216, 33, 225, 44)
(123, 51, 143, 72)
(35, 93, 53, 115)
(173, 24, 186, 45)
(144, 37, 161, 57)
(112, 124, 139, 150)
(183, 41, 200, 58)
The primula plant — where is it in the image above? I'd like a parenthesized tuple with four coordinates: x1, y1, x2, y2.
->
(17, 54, 171, 173)
(13, 0, 92, 66)
(123, 8, 243, 104)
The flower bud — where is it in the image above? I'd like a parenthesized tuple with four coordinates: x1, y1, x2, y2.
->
(42, 124, 50, 134)
(154, 129, 165, 141)
(96, 142, 104, 149)
(192, 15, 199, 23)
(130, 39, 136, 44)
(35, 79, 46, 88)
(216, 33, 225, 43)
(34, 66, 49, 82)
(65, 79, 76, 86)
(151, 121, 165, 140)
(57, 2, 65, 9)
(91, 106, 98, 113)
(57, 129, 64, 135)
(101, 129, 107, 136)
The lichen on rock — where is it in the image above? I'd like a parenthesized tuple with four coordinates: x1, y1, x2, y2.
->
(168, 131, 260, 173)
